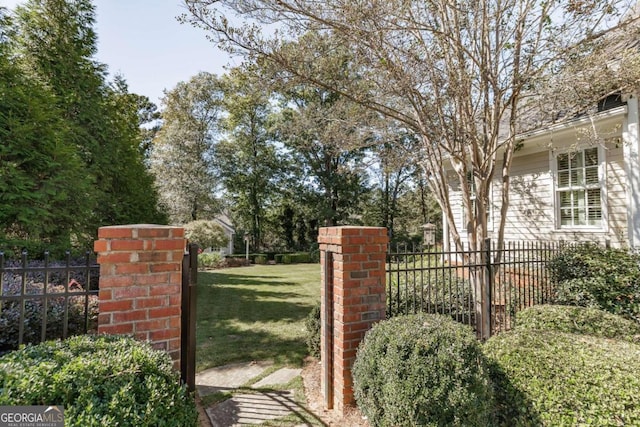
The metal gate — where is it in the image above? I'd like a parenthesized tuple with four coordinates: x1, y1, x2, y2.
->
(181, 243, 198, 391)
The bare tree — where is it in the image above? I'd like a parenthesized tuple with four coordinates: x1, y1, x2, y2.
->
(182, 0, 640, 336)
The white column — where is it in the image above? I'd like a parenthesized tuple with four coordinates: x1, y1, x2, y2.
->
(623, 94, 640, 248)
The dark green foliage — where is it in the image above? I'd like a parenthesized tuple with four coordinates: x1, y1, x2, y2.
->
(0, 335, 198, 426)
(275, 252, 312, 264)
(0, 283, 98, 354)
(387, 270, 474, 323)
(516, 304, 640, 342)
(305, 303, 321, 358)
(2, 0, 166, 251)
(548, 244, 640, 321)
(198, 252, 224, 269)
(0, 31, 94, 252)
(548, 244, 640, 283)
(352, 313, 493, 427)
(184, 220, 228, 250)
(484, 328, 640, 426)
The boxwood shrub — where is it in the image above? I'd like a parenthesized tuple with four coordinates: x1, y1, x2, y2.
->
(548, 244, 640, 321)
(484, 329, 640, 426)
(352, 313, 493, 427)
(0, 335, 198, 426)
(197, 252, 224, 269)
(305, 303, 321, 358)
(515, 304, 640, 342)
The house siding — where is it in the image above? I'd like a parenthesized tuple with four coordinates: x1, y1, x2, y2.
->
(448, 138, 629, 248)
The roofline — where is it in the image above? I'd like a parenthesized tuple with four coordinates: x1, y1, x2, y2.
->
(517, 105, 627, 141)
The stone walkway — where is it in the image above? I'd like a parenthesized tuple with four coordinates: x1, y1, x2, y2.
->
(196, 361, 310, 427)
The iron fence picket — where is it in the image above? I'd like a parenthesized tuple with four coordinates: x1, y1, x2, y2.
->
(0, 250, 99, 353)
(386, 240, 564, 337)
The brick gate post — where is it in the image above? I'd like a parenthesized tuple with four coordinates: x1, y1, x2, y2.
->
(318, 226, 388, 415)
(94, 225, 185, 369)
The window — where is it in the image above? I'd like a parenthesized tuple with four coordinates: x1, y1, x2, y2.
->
(555, 147, 601, 227)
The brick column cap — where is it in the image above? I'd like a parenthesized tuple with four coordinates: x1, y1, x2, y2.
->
(98, 224, 182, 231)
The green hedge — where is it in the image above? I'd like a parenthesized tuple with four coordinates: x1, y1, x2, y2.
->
(515, 305, 640, 342)
(305, 303, 321, 358)
(353, 313, 493, 427)
(548, 244, 640, 321)
(484, 328, 640, 426)
(0, 335, 198, 426)
(198, 252, 224, 269)
(275, 252, 312, 264)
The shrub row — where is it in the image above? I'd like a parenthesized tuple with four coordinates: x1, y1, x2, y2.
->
(486, 305, 640, 425)
(274, 252, 311, 264)
(548, 243, 640, 322)
(351, 305, 640, 426)
(0, 335, 198, 426)
(225, 252, 314, 264)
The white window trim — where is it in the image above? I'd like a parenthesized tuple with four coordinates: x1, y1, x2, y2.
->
(550, 143, 608, 232)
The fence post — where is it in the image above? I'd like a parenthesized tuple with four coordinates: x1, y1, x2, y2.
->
(318, 226, 388, 416)
(94, 225, 185, 370)
(181, 243, 198, 392)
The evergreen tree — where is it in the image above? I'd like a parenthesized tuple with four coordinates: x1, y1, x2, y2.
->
(0, 13, 93, 253)
(11, 0, 166, 235)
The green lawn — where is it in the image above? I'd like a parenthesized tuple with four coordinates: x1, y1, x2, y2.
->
(196, 263, 321, 371)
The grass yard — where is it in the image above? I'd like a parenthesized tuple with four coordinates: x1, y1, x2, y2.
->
(196, 263, 321, 371)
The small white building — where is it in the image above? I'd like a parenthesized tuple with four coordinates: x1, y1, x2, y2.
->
(213, 214, 235, 255)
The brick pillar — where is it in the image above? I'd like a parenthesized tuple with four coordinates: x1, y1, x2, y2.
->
(94, 225, 185, 369)
(318, 226, 388, 415)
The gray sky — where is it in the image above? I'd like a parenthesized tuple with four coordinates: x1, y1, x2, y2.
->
(2, 0, 234, 106)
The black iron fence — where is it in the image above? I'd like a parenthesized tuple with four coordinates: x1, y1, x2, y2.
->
(0, 251, 99, 354)
(386, 240, 563, 337)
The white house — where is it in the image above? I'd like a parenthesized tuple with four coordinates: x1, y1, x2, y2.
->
(443, 93, 640, 250)
(213, 214, 235, 255)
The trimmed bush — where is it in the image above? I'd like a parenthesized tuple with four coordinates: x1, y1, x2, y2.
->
(305, 303, 321, 358)
(516, 305, 640, 342)
(548, 244, 640, 321)
(0, 335, 198, 426)
(184, 220, 228, 251)
(484, 329, 640, 426)
(198, 252, 224, 269)
(254, 255, 267, 265)
(290, 252, 311, 263)
(352, 313, 493, 427)
(273, 252, 312, 264)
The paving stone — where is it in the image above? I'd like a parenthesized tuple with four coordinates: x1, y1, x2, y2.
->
(196, 361, 273, 396)
(206, 390, 299, 427)
(252, 368, 302, 389)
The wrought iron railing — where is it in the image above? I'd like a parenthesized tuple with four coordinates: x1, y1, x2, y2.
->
(0, 251, 99, 354)
(386, 241, 563, 336)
